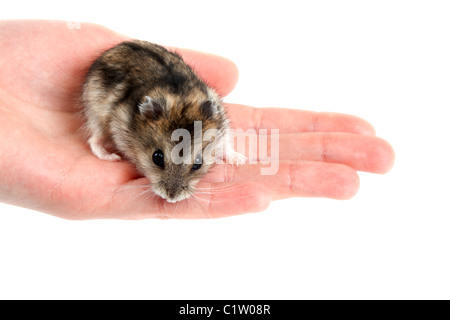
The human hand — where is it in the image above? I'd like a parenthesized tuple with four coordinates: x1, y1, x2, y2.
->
(0, 20, 394, 219)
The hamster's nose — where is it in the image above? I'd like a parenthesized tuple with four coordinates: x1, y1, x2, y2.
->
(168, 189, 177, 199)
(163, 178, 185, 201)
(165, 184, 180, 200)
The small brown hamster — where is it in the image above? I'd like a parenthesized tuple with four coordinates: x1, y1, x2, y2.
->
(82, 40, 243, 203)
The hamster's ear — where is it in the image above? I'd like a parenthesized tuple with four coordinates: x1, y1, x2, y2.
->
(199, 100, 215, 118)
(201, 87, 222, 118)
(139, 96, 164, 120)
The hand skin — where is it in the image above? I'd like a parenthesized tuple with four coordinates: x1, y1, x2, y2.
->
(0, 20, 395, 219)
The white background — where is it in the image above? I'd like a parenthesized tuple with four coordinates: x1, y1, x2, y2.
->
(1, 0, 449, 299)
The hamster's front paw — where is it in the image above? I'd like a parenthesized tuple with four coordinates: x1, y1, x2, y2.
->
(225, 149, 247, 166)
(88, 136, 121, 162)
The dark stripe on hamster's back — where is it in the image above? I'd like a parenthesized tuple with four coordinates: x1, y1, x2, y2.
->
(88, 58, 127, 88)
(161, 66, 191, 93)
(100, 65, 128, 87)
(122, 41, 193, 94)
(118, 83, 147, 111)
(121, 41, 167, 67)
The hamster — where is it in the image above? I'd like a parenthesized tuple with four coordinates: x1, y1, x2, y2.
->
(82, 40, 242, 203)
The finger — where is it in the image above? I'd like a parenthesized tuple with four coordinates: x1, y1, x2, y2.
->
(179, 161, 359, 219)
(277, 133, 395, 174)
(225, 103, 376, 135)
(236, 132, 395, 174)
(205, 161, 359, 198)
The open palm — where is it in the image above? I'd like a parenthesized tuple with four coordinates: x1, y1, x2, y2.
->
(0, 20, 394, 219)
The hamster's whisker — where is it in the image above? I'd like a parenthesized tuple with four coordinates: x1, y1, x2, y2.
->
(190, 193, 214, 219)
(190, 193, 210, 203)
(195, 182, 252, 194)
(184, 190, 213, 218)
(119, 184, 153, 190)
(197, 175, 259, 191)
(134, 188, 157, 201)
(116, 183, 158, 202)
(200, 194, 253, 204)
(196, 184, 247, 191)
(187, 190, 206, 208)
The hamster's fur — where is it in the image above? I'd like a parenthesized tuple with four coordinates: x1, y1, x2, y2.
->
(83, 40, 240, 202)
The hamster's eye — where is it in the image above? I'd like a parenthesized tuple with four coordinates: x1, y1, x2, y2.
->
(192, 154, 202, 171)
(152, 149, 164, 169)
